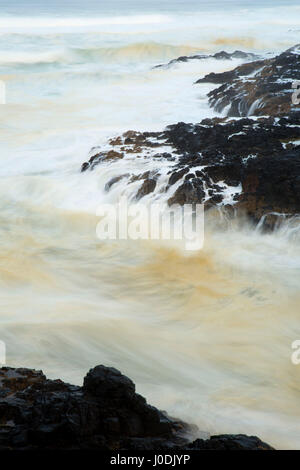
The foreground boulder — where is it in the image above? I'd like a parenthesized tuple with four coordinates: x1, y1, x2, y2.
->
(0, 365, 273, 450)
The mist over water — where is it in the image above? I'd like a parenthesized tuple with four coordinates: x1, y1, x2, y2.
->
(1, 0, 300, 449)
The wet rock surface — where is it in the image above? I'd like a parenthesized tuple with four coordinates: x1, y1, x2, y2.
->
(154, 50, 259, 69)
(79, 44, 300, 230)
(81, 130, 164, 173)
(0, 366, 273, 450)
(185, 434, 274, 451)
(196, 44, 300, 117)
(163, 114, 300, 222)
(81, 111, 300, 226)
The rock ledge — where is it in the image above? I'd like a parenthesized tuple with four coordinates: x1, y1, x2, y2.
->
(0, 365, 273, 451)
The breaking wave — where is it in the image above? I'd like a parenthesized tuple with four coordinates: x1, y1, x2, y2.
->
(0, 42, 202, 66)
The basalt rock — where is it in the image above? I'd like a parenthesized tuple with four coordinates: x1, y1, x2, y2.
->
(0, 365, 187, 450)
(80, 111, 300, 227)
(154, 50, 259, 69)
(168, 179, 206, 206)
(81, 130, 166, 173)
(163, 114, 300, 223)
(80, 44, 300, 228)
(81, 150, 124, 172)
(136, 178, 157, 200)
(0, 366, 273, 451)
(186, 434, 274, 451)
(196, 44, 300, 117)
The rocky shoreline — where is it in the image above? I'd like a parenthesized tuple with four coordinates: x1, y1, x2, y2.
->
(81, 44, 300, 229)
(3, 44, 299, 452)
(154, 49, 260, 69)
(0, 365, 273, 451)
(197, 44, 300, 117)
(81, 112, 300, 229)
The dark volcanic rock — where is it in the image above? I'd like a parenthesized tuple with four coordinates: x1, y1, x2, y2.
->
(80, 111, 300, 226)
(238, 147, 300, 221)
(83, 365, 135, 399)
(81, 150, 124, 172)
(168, 167, 189, 185)
(80, 44, 300, 227)
(163, 114, 300, 222)
(154, 50, 259, 69)
(0, 365, 186, 450)
(195, 60, 264, 85)
(81, 130, 166, 173)
(196, 44, 300, 117)
(168, 179, 205, 206)
(136, 178, 157, 200)
(186, 434, 274, 451)
(196, 69, 237, 85)
(0, 366, 274, 451)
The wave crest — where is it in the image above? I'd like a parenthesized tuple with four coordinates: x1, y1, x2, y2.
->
(0, 42, 202, 66)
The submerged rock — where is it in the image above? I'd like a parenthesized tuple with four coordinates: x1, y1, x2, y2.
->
(0, 365, 273, 450)
(105, 174, 129, 192)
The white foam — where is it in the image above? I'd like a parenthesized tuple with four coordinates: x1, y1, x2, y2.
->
(0, 14, 172, 32)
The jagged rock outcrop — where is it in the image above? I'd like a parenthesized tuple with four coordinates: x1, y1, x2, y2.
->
(0, 366, 273, 451)
(154, 50, 259, 69)
(196, 44, 300, 117)
(81, 111, 300, 227)
(0, 365, 188, 450)
(80, 44, 300, 228)
(81, 130, 163, 172)
(163, 114, 300, 223)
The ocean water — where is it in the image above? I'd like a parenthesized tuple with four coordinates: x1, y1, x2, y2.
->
(1, 0, 300, 449)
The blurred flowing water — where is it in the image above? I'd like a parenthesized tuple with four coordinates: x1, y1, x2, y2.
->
(0, 0, 300, 449)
